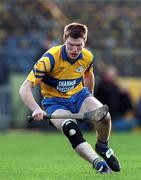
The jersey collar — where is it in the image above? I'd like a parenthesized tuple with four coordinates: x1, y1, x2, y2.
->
(61, 45, 83, 64)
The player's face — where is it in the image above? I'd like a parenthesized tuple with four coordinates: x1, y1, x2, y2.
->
(65, 37, 85, 60)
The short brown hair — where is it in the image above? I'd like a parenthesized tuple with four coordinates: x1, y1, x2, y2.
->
(63, 22, 88, 42)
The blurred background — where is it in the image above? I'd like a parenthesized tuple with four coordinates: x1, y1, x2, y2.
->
(0, 0, 141, 132)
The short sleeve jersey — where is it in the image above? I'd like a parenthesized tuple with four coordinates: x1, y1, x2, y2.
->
(27, 45, 94, 98)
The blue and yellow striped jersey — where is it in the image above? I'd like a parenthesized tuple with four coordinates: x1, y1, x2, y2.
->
(27, 45, 94, 98)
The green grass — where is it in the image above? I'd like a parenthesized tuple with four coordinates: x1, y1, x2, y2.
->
(0, 130, 140, 180)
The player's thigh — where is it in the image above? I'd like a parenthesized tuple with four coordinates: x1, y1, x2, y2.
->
(50, 109, 77, 131)
(80, 96, 111, 124)
(79, 96, 103, 113)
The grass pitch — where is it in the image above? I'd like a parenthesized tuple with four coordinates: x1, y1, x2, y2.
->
(0, 130, 140, 180)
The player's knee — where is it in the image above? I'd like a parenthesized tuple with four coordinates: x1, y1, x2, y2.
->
(102, 112, 111, 124)
(62, 120, 86, 149)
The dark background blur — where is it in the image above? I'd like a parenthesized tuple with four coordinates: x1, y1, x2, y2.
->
(0, 0, 141, 131)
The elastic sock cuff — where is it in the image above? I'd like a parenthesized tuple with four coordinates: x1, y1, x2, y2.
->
(96, 139, 109, 151)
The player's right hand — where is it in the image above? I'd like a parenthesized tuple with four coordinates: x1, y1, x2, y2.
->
(32, 108, 47, 121)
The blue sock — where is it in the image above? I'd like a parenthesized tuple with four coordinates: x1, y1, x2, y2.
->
(93, 158, 108, 171)
(96, 139, 109, 152)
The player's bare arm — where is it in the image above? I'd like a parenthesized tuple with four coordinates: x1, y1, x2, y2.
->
(83, 71, 95, 95)
(19, 79, 46, 121)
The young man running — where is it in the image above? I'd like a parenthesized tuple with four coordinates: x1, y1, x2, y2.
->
(19, 22, 121, 173)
